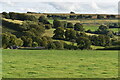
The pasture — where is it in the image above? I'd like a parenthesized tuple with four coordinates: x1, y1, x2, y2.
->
(2, 50, 118, 78)
(48, 19, 118, 24)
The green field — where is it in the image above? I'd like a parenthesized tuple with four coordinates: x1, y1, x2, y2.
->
(2, 50, 118, 78)
(109, 28, 119, 32)
(83, 24, 99, 31)
(48, 19, 118, 24)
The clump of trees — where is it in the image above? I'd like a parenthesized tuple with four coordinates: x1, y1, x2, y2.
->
(38, 16, 52, 29)
(90, 35, 111, 46)
(65, 29, 77, 41)
(94, 24, 114, 38)
(47, 41, 64, 49)
(76, 37, 91, 49)
(53, 26, 91, 49)
(2, 33, 23, 48)
(2, 12, 37, 21)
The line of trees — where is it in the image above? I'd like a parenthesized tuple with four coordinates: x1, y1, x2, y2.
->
(2, 32, 65, 49)
(2, 12, 37, 21)
(47, 14, 117, 20)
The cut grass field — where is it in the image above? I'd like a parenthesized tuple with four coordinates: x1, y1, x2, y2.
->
(2, 50, 118, 78)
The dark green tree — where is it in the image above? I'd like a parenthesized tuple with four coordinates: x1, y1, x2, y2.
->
(2, 12, 10, 19)
(53, 20, 63, 28)
(76, 37, 91, 49)
(44, 24, 52, 29)
(74, 23, 84, 31)
(38, 16, 50, 24)
(53, 27, 65, 40)
(67, 22, 74, 28)
(99, 24, 109, 31)
(47, 42, 56, 49)
(70, 11, 75, 14)
(65, 29, 77, 41)
(9, 12, 17, 20)
(21, 36, 33, 47)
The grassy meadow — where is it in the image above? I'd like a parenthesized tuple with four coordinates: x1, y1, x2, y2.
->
(2, 50, 118, 78)
(48, 19, 118, 24)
